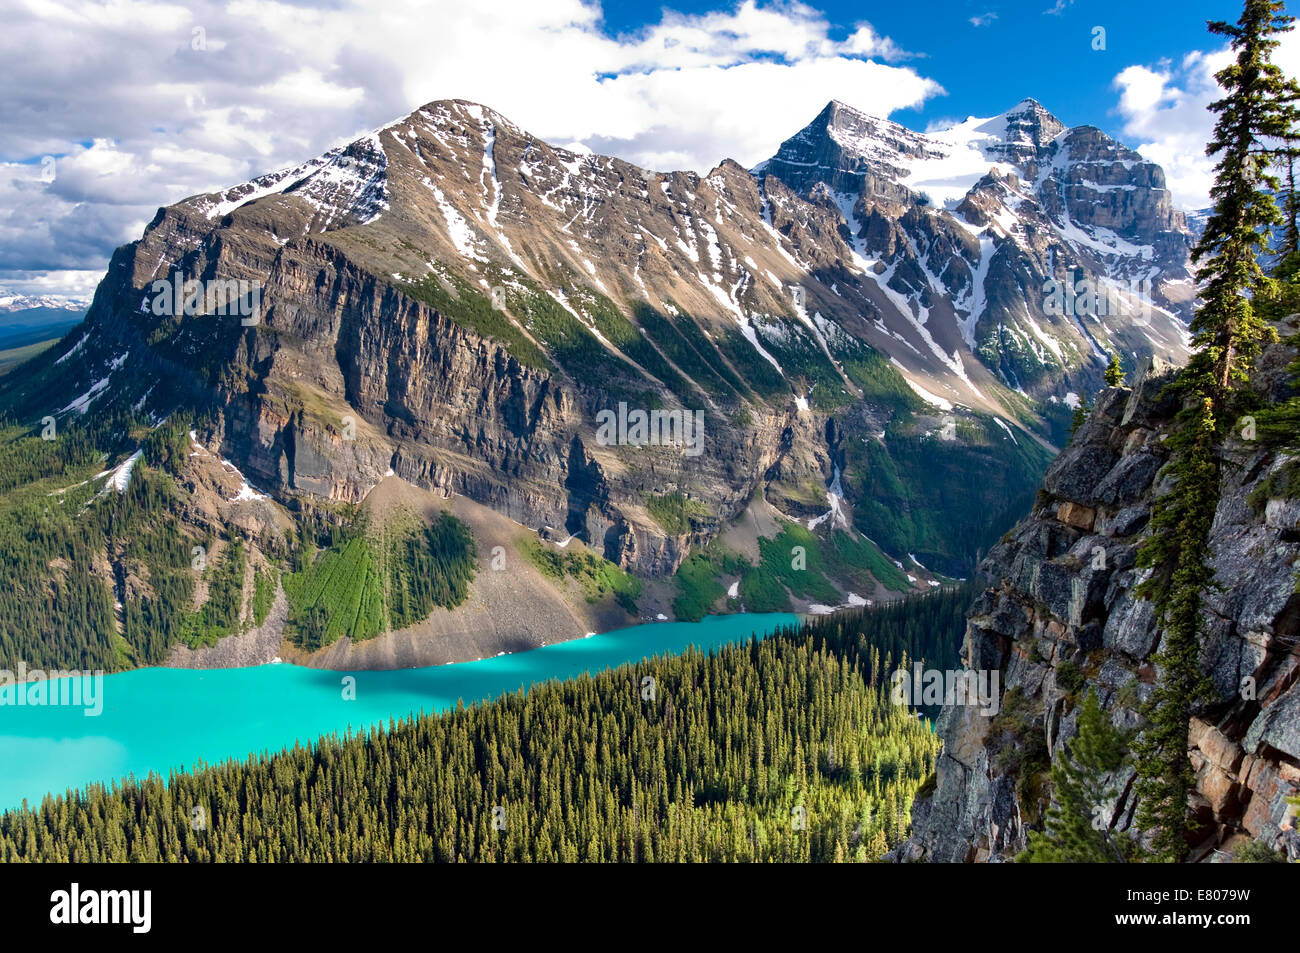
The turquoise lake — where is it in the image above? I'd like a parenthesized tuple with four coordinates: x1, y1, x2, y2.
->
(0, 613, 796, 812)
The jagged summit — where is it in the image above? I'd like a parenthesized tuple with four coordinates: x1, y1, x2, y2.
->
(404, 99, 530, 138)
(758, 94, 1191, 397)
(766, 97, 1069, 201)
(179, 99, 524, 228)
(799, 97, 1064, 153)
(1000, 96, 1056, 120)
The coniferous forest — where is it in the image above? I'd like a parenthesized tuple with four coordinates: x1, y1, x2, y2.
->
(0, 413, 480, 671)
(0, 587, 971, 862)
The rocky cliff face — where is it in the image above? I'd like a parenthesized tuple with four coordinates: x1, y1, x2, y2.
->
(902, 324, 1300, 862)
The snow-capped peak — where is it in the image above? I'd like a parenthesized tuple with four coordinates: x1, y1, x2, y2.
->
(0, 289, 90, 313)
(767, 98, 1068, 208)
(184, 128, 389, 227)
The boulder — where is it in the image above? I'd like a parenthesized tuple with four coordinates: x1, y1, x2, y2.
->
(1057, 501, 1096, 530)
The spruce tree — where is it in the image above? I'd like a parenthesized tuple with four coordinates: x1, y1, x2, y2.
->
(1193, 0, 1295, 391)
(1021, 689, 1129, 863)
(1104, 352, 1126, 387)
(1282, 154, 1300, 256)
(1133, 0, 1299, 862)
(1069, 393, 1092, 436)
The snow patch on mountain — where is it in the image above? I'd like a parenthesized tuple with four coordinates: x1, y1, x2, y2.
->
(61, 376, 110, 415)
(889, 358, 954, 410)
(186, 130, 388, 228)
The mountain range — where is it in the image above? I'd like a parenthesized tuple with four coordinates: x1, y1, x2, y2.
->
(0, 96, 1202, 667)
(0, 291, 90, 315)
(0, 290, 88, 354)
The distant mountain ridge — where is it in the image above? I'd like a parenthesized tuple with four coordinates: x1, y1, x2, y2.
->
(0, 290, 89, 315)
(0, 290, 87, 351)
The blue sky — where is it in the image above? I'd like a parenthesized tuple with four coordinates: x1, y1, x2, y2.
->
(597, 0, 1231, 138)
(0, 0, 1275, 299)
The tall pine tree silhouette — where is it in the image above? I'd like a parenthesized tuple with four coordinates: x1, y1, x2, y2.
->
(1193, 0, 1297, 391)
(1134, 0, 1299, 862)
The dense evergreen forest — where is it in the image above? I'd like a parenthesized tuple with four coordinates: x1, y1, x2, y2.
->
(284, 510, 477, 650)
(0, 412, 188, 671)
(0, 586, 972, 862)
(0, 413, 478, 671)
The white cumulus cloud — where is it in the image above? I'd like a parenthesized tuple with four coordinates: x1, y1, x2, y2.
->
(1113, 31, 1300, 211)
(0, 0, 944, 296)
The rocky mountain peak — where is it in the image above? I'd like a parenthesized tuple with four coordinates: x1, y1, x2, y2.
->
(10, 93, 1204, 593)
(405, 99, 527, 140)
(757, 97, 1194, 400)
(996, 97, 1066, 146)
(969, 98, 1066, 177)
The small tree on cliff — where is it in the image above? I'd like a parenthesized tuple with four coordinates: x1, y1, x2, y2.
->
(1132, 388, 1221, 862)
(1069, 393, 1091, 436)
(1021, 688, 1130, 863)
(1104, 352, 1126, 387)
